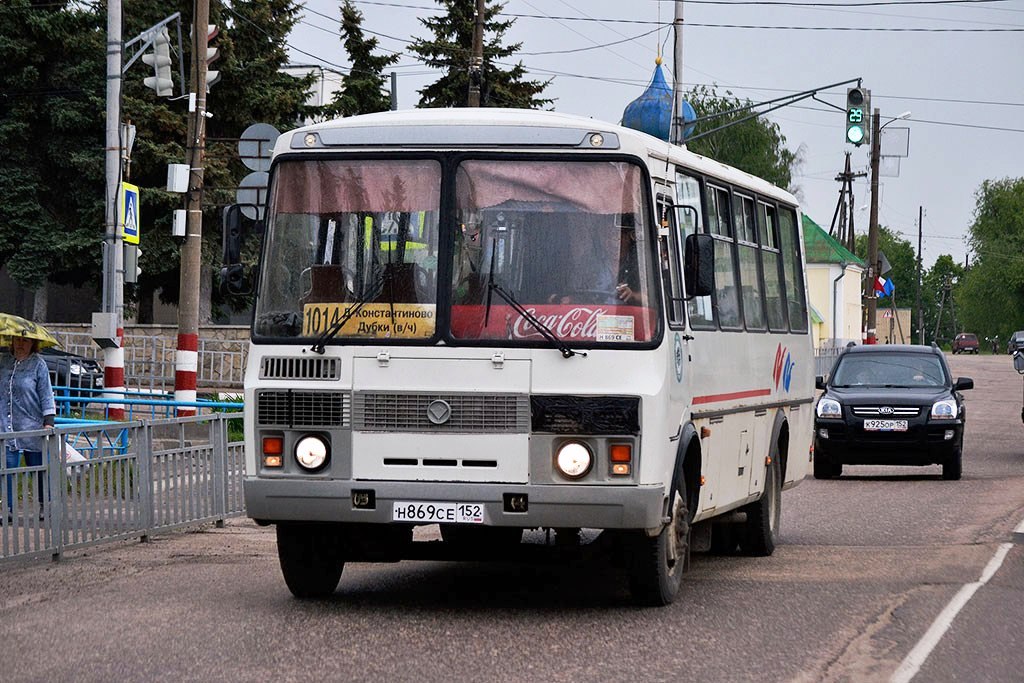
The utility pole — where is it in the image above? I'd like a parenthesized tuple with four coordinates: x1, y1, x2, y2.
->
(467, 0, 485, 106)
(98, 0, 126, 420)
(670, 0, 685, 145)
(829, 152, 866, 253)
(176, 0, 211, 416)
(864, 107, 882, 344)
(916, 206, 923, 344)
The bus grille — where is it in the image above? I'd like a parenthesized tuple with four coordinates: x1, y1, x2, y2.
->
(260, 356, 340, 381)
(353, 393, 529, 433)
(256, 390, 350, 427)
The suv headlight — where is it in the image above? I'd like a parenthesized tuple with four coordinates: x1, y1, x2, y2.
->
(930, 399, 958, 420)
(816, 397, 842, 419)
(69, 362, 83, 375)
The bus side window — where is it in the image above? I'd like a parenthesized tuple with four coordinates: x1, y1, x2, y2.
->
(759, 202, 788, 332)
(778, 207, 809, 333)
(658, 194, 685, 326)
(708, 184, 742, 330)
(734, 193, 766, 331)
(676, 172, 714, 329)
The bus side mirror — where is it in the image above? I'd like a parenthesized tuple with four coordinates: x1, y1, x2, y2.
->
(684, 233, 714, 298)
(220, 204, 262, 296)
(1014, 350, 1024, 374)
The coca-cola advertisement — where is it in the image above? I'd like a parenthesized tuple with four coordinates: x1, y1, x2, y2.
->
(450, 304, 657, 343)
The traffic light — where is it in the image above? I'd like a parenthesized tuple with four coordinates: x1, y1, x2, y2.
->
(124, 245, 142, 284)
(205, 25, 221, 91)
(142, 27, 174, 97)
(845, 87, 871, 146)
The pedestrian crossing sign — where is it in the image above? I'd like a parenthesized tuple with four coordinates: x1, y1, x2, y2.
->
(119, 182, 140, 244)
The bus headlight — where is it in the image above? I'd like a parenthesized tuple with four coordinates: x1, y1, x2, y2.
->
(555, 442, 592, 479)
(295, 435, 329, 471)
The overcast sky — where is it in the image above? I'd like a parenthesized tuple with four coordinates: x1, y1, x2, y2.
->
(284, 0, 1024, 269)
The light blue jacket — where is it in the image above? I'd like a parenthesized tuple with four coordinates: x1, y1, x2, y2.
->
(1, 353, 56, 453)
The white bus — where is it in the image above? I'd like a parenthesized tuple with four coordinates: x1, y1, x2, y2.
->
(224, 108, 814, 606)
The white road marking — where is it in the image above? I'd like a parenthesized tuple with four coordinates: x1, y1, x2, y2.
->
(890, 541, 1015, 683)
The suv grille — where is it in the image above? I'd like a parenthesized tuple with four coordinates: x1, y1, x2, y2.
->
(260, 356, 340, 381)
(256, 390, 350, 427)
(851, 406, 921, 417)
(353, 393, 529, 432)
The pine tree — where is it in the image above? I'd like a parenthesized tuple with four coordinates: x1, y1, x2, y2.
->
(324, 1, 399, 118)
(408, 0, 551, 109)
(0, 1, 106, 305)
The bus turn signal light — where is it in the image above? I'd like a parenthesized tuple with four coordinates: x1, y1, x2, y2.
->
(263, 455, 283, 468)
(612, 463, 630, 475)
(263, 436, 283, 455)
(610, 444, 632, 462)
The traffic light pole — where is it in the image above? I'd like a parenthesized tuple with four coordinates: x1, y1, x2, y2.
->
(864, 108, 882, 345)
(176, 0, 211, 416)
(101, 0, 126, 419)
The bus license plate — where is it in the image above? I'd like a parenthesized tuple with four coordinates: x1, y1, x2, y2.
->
(392, 501, 485, 524)
(863, 419, 908, 432)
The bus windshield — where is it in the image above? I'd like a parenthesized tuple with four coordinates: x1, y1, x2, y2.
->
(255, 159, 442, 340)
(254, 157, 659, 346)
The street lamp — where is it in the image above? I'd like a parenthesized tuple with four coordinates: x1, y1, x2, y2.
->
(864, 110, 911, 345)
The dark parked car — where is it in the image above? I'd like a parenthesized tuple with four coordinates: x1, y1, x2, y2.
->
(40, 347, 104, 400)
(951, 333, 979, 354)
(1008, 330, 1024, 355)
(813, 344, 973, 480)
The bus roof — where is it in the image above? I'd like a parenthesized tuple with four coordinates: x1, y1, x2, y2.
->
(276, 108, 799, 207)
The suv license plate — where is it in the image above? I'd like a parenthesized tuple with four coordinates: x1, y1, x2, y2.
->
(863, 419, 908, 432)
(392, 502, 485, 524)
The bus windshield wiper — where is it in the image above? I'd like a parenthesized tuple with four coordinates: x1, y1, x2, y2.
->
(310, 269, 389, 354)
(486, 281, 586, 359)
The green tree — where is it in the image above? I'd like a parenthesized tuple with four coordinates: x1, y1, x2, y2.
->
(854, 226, 920, 340)
(323, 1, 399, 118)
(1, 1, 315, 323)
(956, 177, 1024, 344)
(0, 1, 106, 318)
(408, 0, 551, 109)
(683, 85, 797, 190)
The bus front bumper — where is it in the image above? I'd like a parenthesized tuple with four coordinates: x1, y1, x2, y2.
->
(244, 477, 667, 530)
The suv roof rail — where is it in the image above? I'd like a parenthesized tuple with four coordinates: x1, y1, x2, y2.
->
(931, 341, 940, 350)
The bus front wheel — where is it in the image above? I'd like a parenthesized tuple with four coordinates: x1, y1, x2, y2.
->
(277, 523, 345, 598)
(628, 471, 690, 607)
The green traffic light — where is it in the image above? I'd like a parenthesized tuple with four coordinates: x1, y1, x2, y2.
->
(847, 125, 865, 145)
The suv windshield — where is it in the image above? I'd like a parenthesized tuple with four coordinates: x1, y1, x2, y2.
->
(254, 156, 660, 347)
(831, 352, 948, 388)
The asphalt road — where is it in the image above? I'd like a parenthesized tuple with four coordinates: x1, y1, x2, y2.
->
(1, 353, 1022, 682)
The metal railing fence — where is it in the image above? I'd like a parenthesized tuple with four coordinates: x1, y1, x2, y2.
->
(53, 331, 248, 392)
(814, 345, 844, 379)
(0, 414, 245, 564)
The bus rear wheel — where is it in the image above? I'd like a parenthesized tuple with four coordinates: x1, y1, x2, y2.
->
(277, 523, 345, 598)
(629, 472, 690, 607)
(740, 454, 781, 556)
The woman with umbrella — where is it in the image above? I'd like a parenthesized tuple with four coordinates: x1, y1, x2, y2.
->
(0, 314, 58, 519)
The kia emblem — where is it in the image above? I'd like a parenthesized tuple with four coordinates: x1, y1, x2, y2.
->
(879, 406, 894, 415)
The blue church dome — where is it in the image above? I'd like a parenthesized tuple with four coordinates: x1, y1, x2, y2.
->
(622, 60, 696, 143)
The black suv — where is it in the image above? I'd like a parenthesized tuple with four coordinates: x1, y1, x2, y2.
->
(40, 347, 104, 399)
(1008, 331, 1024, 355)
(813, 345, 973, 480)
